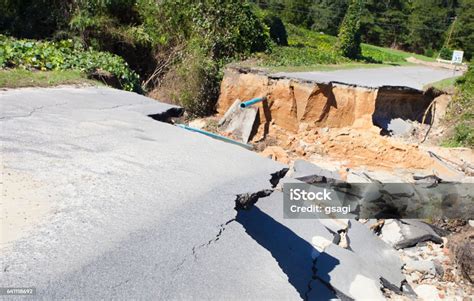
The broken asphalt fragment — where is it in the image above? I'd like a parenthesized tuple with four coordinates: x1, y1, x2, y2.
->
(347, 220, 405, 291)
(380, 219, 443, 249)
(234, 190, 273, 210)
(269, 167, 289, 188)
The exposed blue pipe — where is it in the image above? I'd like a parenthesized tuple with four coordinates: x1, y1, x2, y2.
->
(240, 96, 266, 108)
(176, 124, 253, 150)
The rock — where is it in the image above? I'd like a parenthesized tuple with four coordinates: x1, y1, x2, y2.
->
(469, 220, 474, 228)
(414, 284, 441, 301)
(380, 219, 443, 249)
(260, 146, 290, 164)
(404, 258, 438, 276)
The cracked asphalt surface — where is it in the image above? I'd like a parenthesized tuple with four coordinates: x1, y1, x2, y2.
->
(1, 87, 409, 300)
(0, 87, 320, 299)
(272, 66, 463, 90)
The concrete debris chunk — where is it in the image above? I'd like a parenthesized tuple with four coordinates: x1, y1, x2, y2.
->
(380, 219, 443, 249)
(387, 118, 415, 136)
(404, 258, 438, 276)
(218, 99, 258, 143)
(348, 220, 405, 290)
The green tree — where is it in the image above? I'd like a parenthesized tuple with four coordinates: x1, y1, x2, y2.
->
(310, 0, 348, 36)
(337, 0, 364, 58)
(452, 0, 474, 60)
(406, 0, 451, 55)
(0, 0, 72, 38)
(359, 0, 410, 48)
(280, 0, 313, 28)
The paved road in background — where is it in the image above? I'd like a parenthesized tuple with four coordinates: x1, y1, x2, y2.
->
(0, 87, 405, 299)
(272, 66, 464, 90)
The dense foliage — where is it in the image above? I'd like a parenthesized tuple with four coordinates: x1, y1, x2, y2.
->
(452, 0, 474, 61)
(0, 0, 472, 116)
(255, 24, 431, 68)
(444, 64, 473, 147)
(337, 0, 363, 59)
(252, 0, 473, 60)
(263, 15, 288, 46)
(0, 35, 140, 91)
(0, 0, 271, 116)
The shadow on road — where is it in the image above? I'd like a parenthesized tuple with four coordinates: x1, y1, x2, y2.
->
(236, 206, 339, 300)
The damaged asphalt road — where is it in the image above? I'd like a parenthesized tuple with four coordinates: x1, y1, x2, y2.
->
(0, 87, 305, 299)
(272, 65, 463, 90)
(1, 87, 410, 300)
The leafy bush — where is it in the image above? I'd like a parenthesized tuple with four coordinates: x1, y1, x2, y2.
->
(0, 35, 140, 91)
(439, 47, 453, 60)
(443, 64, 473, 148)
(361, 45, 406, 63)
(136, 0, 271, 116)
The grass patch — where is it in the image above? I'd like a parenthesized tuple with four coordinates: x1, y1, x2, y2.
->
(361, 44, 435, 63)
(0, 69, 101, 89)
(441, 65, 473, 148)
(424, 76, 460, 92)
(264, 62, 394, 73)
(251, 24, 435, 70)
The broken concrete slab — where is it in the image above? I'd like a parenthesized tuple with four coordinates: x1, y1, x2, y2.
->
(380, 219, 443, 249)
(316, 244, 386, 300)
(253, 191, 404, 299)
(250, 192, 398, 300)
(387, 118, 415, 136)
(346, 171, 372, 183)
(218, 99, 258, 143)
(347, 220, 405, 291)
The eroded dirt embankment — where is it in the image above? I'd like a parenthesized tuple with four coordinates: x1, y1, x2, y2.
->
(216, 67, 458, 173)
(217, 67, 443, 133)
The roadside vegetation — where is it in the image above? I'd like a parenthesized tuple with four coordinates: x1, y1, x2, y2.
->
(443, 65, 473, 148)
(0, 0, 472, 119)
(0, 35, 139, 91)
(250, 24, 434, 69)
(0, 69, 100, 88)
